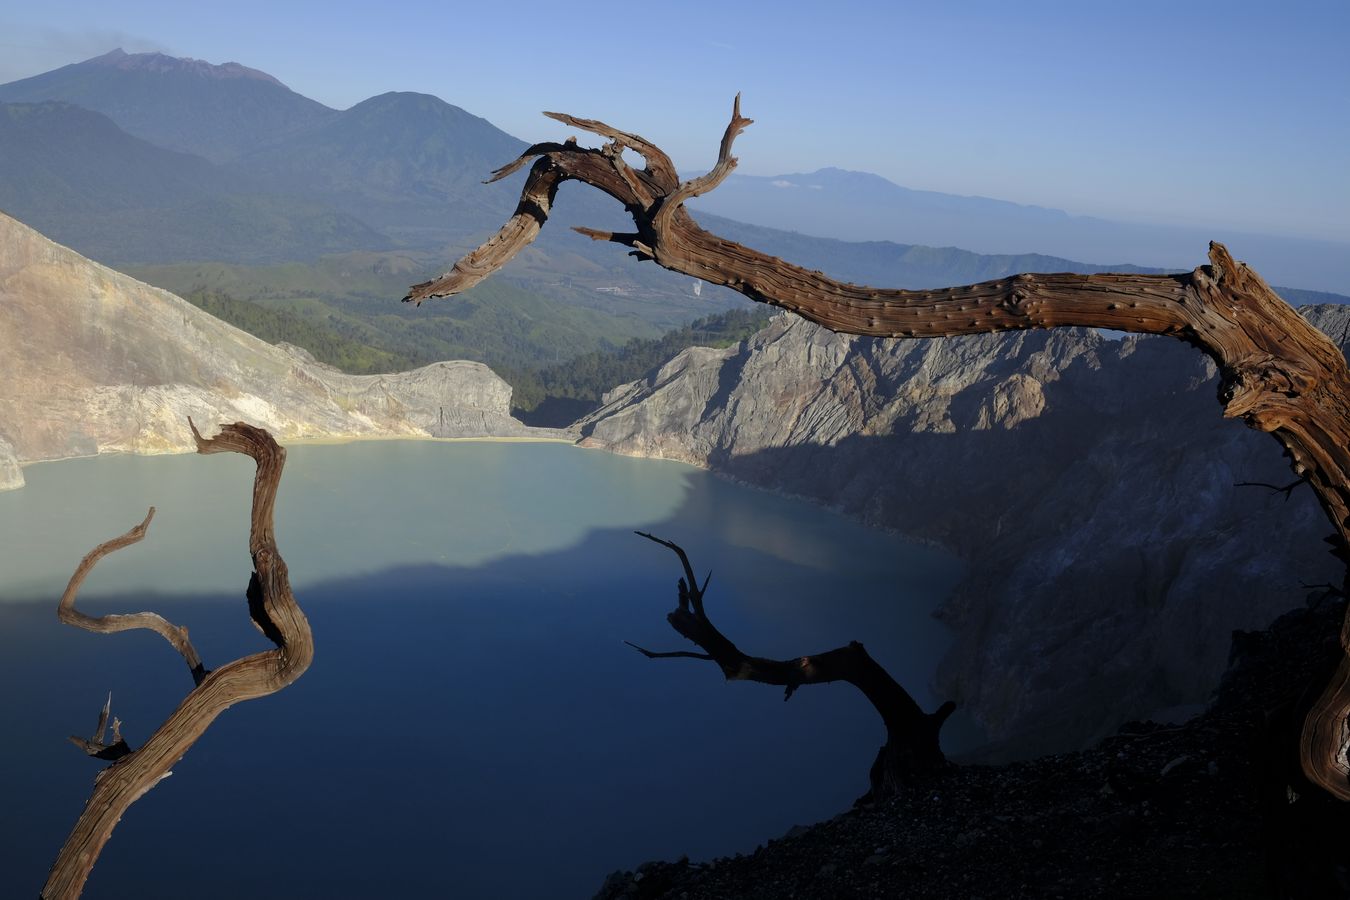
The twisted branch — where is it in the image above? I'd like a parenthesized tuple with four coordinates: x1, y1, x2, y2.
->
(630, 532, 952, 798)
(42, 422, 313, 899)
(406, 98, 1350, 801)
(57, 507, 207, 685)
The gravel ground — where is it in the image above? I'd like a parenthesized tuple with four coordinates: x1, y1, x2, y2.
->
(595, 594, 1350, 899)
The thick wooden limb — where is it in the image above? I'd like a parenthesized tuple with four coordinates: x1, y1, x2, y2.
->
(541, 110, 679, 191)
(56, 508, 207, 685)
(408, 99, 1350, 800)
(42, 422, 314, 900)
(406, 157, 565, 302)
(630, 533, 952, 797)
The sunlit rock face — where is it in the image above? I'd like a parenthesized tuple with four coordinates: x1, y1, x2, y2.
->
(580, 308, 1350, 758)
(0, 211, 559, 485)
(0, 437, 21, 490)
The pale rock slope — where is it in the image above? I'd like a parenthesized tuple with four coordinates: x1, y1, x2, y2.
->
(0, 211, 559, 490)
(579, 309, 1350, 757)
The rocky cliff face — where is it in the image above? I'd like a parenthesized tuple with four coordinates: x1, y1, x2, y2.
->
(579, 308, 1350, 758)
(0, 211, 560, 486)
(0, 436, 21, 490)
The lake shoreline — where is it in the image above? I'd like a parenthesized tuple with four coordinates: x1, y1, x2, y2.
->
(13, 429, 956, 563)
(12, 430, 580, 477)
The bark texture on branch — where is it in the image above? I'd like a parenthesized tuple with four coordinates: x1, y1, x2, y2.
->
(42, 422, 313, 899)
(630, 533, 953, 800)
(407, 99, 1350, 801)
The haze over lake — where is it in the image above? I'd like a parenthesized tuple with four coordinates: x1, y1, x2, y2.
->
(0, 440, 964, 898)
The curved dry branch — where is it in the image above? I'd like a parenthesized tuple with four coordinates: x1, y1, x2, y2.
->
(42, 422, 313, 899)
(631, 532, 952, 799)
(407, 98, 1350, 801)
(541, 110, 679, 191)
(655, 94, 753, 224)
(57, 507, 207, 685)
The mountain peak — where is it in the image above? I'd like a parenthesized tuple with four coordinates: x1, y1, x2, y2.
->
(348, 91, 479, 118)
(83, 49, 285, 87)
(0, 50, 334, 162)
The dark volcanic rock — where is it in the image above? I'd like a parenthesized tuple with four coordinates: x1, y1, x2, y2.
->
(594, 594, 1350, 899)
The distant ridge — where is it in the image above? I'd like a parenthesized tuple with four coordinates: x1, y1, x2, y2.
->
(690, 167, 1350, 294)
(86, 48, 286, 85)
(0, 49, 334, 161)
(234, 90, 529, 239)
(0, 100, 389, 264)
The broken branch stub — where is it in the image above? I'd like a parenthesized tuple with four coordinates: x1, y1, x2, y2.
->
(407, 98, 1350, 801)
(41, 422, 313, 899)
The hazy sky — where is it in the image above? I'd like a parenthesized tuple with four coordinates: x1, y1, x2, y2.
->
(2, 0, 1347, 241)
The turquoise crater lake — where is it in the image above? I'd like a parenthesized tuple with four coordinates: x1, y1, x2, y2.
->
(0, 440, 964, 899)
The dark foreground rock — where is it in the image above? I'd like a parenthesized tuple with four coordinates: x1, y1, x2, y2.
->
(596, 594, 1350, 899)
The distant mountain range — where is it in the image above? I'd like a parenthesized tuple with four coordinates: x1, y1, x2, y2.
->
(0, 48, 1344, 381)
(689, 167, 1350, 294)
(0, 48, 332, 162)
(0, 101, 388, 263)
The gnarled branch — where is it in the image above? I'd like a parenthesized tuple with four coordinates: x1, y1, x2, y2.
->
(407, 98, 1350, 801)
(631, 532, 953, 800)
(42, 422, 313, 899)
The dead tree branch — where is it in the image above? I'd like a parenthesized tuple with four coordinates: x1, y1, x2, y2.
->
(631, 532, 954, 800)
(66, 693, 130, 761)
(1235, 477, 1311, 502)
(41, 421, 313, 899)
(407, 98, 1350, 802)
(57, 507, 208, 685)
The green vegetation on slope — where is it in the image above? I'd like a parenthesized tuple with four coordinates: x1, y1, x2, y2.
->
(180, 288, 411, 373)
(0, 102, 389, 265)
(511, 307, 774, 425)
(176, 278, 767, 429)
(130, 253, 738, 378)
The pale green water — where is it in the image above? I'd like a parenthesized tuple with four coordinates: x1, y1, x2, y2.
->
(0, 440, 966, 899)
(3, 441, 698, 601)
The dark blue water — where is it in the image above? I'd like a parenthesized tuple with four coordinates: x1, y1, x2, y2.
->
(0, 441, 964, 898)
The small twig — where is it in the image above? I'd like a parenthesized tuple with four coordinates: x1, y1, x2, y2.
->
(1235, 476, 1310, 501)
(635, 531, 706, 616)
(92, 692, 111, 745)
(623, 640, 713, 661)
(67, 693, 131, 761)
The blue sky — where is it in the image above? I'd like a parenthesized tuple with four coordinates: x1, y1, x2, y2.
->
(2, 0, 1347, 241)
